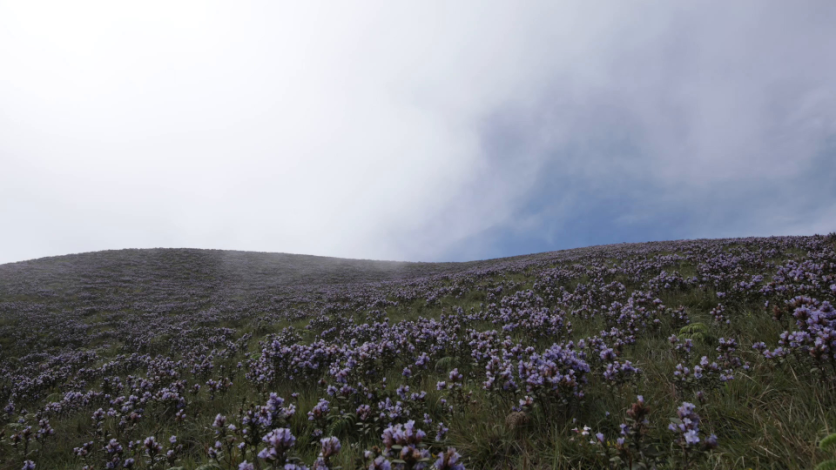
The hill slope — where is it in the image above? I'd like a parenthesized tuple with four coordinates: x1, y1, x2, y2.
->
(1, 236, 836, 469)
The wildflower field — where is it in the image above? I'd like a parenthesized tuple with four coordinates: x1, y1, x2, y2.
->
(2, 235, 836, 469)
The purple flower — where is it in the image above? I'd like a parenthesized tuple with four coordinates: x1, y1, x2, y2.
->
(143, 436, 162, 456)
(357, 404, 372, 421)
(683, 429, 700, 445)
(308, 399, 330, 421)
(415, 353, 431, 368)
(436, 422, 449, 441)
(434, 447, 465, 470)
(259, 428, 296, 462)
(105, 438, 123, 455)
(368, 456, 392, 470)
(381, 420, 426, 452)
(284, 464, 310, 470)
(705, 434, 719, 449)
(320, 436, 341, 458)
(266, 393, 285, 410)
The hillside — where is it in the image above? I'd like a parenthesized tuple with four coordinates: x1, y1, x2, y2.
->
(2, 236, 836, 469)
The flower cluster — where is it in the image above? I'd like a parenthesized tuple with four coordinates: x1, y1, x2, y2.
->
(1, 236, 835, 469)
(668, 402, 718, 466)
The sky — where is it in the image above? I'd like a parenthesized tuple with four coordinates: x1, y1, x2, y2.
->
(1, 1, 835, 265)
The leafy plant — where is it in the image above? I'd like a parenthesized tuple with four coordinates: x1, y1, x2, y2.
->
(816, 433, 836, 470)
(679, 323, 713, 345)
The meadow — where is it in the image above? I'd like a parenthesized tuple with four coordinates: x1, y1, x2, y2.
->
(1, 235, 836, 469)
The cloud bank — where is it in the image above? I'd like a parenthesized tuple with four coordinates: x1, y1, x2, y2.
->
(1, 1, 835, 264)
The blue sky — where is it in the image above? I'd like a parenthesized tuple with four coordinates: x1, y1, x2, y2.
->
(436, 109, 836, 261)
(1, 1, 835, 264)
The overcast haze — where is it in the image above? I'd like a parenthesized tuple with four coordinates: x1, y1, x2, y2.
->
(1, 1, 835, 265)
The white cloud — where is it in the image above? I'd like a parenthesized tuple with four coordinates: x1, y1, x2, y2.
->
(1, 1, 835, 264)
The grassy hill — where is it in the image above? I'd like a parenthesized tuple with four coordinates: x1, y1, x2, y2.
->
(1, 236, 836, 469)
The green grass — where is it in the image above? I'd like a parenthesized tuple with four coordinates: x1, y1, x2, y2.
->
(2, 239, 836, 469)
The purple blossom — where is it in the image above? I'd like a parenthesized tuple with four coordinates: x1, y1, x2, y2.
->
(308, 399, 330, 421)
(259, 428, 296, 463)
(320, 436, 341, 458)
(434, 447, 465, 470)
